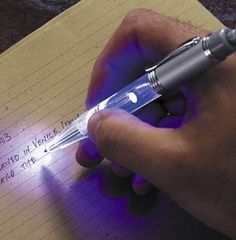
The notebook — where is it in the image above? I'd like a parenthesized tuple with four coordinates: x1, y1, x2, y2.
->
(0, 0, 224, 239)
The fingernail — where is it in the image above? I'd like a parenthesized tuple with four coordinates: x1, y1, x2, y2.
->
(132, 175, 153, 195)
(76, 140, 102, 167)
(88, 112, 102, 142)
(112, 163, 132, 178)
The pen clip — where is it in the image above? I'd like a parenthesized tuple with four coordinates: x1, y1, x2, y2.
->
(145, 36, 202, 72)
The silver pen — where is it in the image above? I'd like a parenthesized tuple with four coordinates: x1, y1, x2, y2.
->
(45, 28, 236, 152)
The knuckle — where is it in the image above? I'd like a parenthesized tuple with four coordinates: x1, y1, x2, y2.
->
(124, 8, 147, 20)
(123, 8, 153, 29)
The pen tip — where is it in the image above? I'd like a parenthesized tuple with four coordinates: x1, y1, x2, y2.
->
(44, 149, 48, 153)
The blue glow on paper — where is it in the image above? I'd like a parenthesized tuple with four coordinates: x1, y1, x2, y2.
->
(41, 152, 52, 166)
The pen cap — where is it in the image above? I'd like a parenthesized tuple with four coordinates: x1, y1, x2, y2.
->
(154, 39, 217, 91)
(207, 28, 236, 60)
(227, 29, 236, 45)
(153, 28, 236, 92)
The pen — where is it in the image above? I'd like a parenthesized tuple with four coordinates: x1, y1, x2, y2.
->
(45, 28, 236, 152)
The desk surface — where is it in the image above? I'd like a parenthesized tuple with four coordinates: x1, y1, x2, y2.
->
(0, 0, 236, 53)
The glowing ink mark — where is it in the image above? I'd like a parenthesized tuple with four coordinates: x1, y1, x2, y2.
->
(42, 153, 52, 166)
(128, 92, 138, 103)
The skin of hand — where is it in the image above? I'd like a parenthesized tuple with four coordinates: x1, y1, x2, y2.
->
(76, 9, 236, 238)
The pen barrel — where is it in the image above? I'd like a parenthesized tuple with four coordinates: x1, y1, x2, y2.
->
(77, 73, 160, 136)
(154, 40, 218, 92)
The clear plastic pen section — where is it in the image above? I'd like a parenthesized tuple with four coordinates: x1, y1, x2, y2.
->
(46, 73, 161, 152)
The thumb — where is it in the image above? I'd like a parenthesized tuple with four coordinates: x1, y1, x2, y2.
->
(88, 109, 188, 192)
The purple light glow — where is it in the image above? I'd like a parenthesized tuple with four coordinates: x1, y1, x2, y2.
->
(39, 163, 228, 239)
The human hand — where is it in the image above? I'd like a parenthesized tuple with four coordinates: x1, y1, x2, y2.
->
(76, 9, 236, 238)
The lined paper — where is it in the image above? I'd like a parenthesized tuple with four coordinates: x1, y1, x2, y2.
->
(0, 0, 223, 239)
